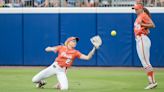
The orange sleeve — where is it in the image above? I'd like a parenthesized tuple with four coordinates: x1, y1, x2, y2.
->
(142, 14, 152, 24)
(76, 50, 82, 58)
(54, 45, 62, 53)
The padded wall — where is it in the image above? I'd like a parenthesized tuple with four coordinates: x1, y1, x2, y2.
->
(97, 13, 133, 66)
(0, 12, 164, 67)
(23, 14, 59, 65)
(0, 14, 23, 65)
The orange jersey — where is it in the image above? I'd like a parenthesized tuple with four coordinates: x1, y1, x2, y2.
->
(54, 45, 82, 68)
(134, 12, 152, 36)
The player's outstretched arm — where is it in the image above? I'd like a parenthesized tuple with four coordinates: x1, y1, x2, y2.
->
(45, 46, 57, 52)
(80, 47, 96, 60)
(80, 35, 102, 60)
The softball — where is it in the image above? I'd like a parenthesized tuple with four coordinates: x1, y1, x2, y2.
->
(111, 30, 117, 36)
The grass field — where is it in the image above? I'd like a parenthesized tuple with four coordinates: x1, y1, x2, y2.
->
(0, 67, 163, 92)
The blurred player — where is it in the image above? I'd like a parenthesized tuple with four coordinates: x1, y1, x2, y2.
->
(64, 0, 77, 7)
(32, 36, 101, 90)
(132, 4, 157, 89)
(85, 0, 99, 7)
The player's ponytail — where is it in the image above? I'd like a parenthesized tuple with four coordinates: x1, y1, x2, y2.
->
(135, 2, 151, 18)
(143, 7, 151, 18)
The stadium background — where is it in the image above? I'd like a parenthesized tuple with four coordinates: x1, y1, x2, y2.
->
(0, 7, 164, 67)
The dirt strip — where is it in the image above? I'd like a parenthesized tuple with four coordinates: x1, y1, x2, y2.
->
(0, 66, 164, 70)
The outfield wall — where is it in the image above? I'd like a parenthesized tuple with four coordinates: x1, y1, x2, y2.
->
(0, 8, 164, 67)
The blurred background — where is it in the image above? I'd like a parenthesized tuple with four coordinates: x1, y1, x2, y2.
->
(0, 0, 164, 7)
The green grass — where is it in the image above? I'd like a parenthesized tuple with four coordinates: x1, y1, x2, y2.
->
(0, 67, 163, 92)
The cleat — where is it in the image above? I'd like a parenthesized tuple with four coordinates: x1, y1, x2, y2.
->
(145, 82, 157, 90)
(36, 81, 46, 88)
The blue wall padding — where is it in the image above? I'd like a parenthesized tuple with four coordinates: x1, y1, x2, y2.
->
(97, 14, 133, 66)
(23, 14, 59, 66)
(0, 13, 164, 67)
(149, 14, 164, 67)
(0, 14, 23, 65)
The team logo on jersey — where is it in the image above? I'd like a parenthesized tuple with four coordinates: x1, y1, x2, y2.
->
(61, 52, 72, 59)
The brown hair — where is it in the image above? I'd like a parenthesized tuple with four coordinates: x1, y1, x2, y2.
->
(143, 7, 151, 18)
(136, 2, 151, 18)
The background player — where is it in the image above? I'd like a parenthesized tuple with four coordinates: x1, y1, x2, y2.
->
(32, 36, 101, 90)
(132, 3, 157, 89)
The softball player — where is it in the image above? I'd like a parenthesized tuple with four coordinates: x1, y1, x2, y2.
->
(32, 36, 101, 90)
(132, 4, 157, 89)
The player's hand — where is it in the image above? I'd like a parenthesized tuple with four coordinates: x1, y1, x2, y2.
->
(45, 47, 51, 52)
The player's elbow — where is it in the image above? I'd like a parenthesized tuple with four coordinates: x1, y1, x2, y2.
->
(151, 23, 155, 28)
(80, 55, 91, 60)
(152, 24, 155, 28)
(83, 56, 91, 60)
(86, 57, 91, 60)
(88, 55, 94, 60)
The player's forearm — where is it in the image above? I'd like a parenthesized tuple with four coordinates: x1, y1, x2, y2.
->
(86, 47, 96, 60)
(141, 23, 155, 28)
(45, 47, 55, 52)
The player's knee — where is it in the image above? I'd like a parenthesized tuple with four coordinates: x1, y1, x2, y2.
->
(32, 76, 39, 83)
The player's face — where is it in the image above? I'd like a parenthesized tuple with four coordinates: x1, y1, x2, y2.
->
(68, 40, 77, 48)
(135, 9, 142, 15)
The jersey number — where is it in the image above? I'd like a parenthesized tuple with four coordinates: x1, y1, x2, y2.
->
(66, 59, 71, 64)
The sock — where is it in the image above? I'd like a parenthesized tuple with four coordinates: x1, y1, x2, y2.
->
(147, 71, 155, 84)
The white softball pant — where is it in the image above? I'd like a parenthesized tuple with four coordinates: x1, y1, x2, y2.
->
(136, 34, 153, 71)
(32, 62, 68, 90)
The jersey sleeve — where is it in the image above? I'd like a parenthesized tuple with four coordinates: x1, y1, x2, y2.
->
(54, 45, 62, 53)
(142, 14, 152, 24)
(76, 50, 82, 59)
